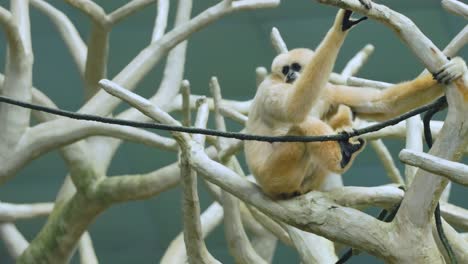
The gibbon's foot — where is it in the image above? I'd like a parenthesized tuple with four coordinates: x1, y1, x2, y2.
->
(338, 138, 365, 169)
(342, 10, 368, 31)
(433, 57, 467, 84)
(278, 190, 301, 200)
(359, 0, 372, 9)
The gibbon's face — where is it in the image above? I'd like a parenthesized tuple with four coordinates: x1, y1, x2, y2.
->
(271, 48, 315, 84)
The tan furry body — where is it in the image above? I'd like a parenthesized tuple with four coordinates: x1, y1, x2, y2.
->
(245, 10, 467, 199)
(245, 10, 365, 198)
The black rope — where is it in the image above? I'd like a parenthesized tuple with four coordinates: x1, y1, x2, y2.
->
(0, 95, 448, 143)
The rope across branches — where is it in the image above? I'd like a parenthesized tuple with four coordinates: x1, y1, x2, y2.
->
(0, 94, 447, 143)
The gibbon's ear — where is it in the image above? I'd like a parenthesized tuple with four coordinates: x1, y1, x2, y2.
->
(341, 10, 368, 31)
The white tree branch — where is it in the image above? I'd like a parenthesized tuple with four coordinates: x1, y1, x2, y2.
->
(160, 202, 224, 264)
(108, 0, 156, 25)
(270, 27, 288, 54)
(370, 140, 404, 185)
(65, 0, 108, 26)
(78, 232, 99, 264)
(286, 226, 338, 264)
(0, 202, 53, 221)
(346, 76, 392, 89)
(79, 0, 279, 117)
(29, 0, 86, 75)
(211, 77, 266, 264)
(399, 149, 468, 186)
(0, 223, 28, 259)
(341, 44, 374, 77)
(152, 0, 169, 42)
(442, 0, 468, 19)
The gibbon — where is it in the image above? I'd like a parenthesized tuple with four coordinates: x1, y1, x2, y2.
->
(245, 9, 368, 199)
(245, 9, 467, 199)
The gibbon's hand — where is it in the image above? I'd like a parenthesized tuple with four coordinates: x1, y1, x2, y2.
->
(341, 10, 368, 31)
(338, 132, 365, 169)
(432, 57, 467, 84)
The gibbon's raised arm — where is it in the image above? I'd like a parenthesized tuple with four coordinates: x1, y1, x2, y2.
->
(284, 10, 351, 123)
(329, 57, 468, 121)
(256, 10, 366, 124)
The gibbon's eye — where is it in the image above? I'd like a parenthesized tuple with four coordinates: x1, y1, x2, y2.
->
(282, 65, 290, 76)
(291, 62, 301, 72)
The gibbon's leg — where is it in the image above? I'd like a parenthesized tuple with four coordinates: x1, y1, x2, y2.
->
(255, 141, 309, 199)
(300, 166, 329, 194)
(291, 117, 365, 173)
(327, 104, 354, 131)
(330, 57, 467, 121)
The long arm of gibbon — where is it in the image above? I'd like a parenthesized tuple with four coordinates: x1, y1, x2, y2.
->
(285, 10, 349, 123)
(329, 74, 442, 121)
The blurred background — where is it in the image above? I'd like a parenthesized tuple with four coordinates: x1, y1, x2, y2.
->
(0, 0, 467, 263)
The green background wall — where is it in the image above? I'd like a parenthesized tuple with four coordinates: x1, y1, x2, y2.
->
(0, 0, 466, 263)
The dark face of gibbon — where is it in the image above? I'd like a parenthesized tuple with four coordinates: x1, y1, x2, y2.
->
(271, 48, 315, 84)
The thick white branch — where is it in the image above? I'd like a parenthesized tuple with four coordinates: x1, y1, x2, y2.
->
(65, 0, 108, 26)
(399, 149, 468, 186)
(78, 232, 98, 264)
(0, 0, 33, 171)
(442, 0, 468, 19)
(286, 226, 338, 264)
(0, 223, 28, 259)
(152, 0, 169, 42)
(0, 202, 53, 221)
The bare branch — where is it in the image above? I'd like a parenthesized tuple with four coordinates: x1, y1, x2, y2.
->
(442, 0, 468, 19)
(0, 223, 28, 259)
(181, 80, 191, 127)
(441, 202, 468, 231)
(78, 232, 98, 264)
(108, 0, 156, 25)
(193, 97, 210, 146)
(211, 77, 266, 264)
(80, 0, 279, 117)
(256, 66, 268, 86)
(30, 0, 86, 75)
(370, 140, 404, 185)
(286, 226, 338, 264)
(443, 25, 468, 58)
(161, 202, 224, 264)
(65, 0, 108, 26)
(0, 202, 53, 221)
(341, 44, 374, 77)
(347, 76, 392, 89)
(152, 0, 170, 42)
(180, 83, 219, 263)
(270, 27, 288, 54)
(399, 149, 468, 186)
(404, 115, 423, 185)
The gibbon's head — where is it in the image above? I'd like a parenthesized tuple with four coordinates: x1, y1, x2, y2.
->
(271, 48, 314, 84)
